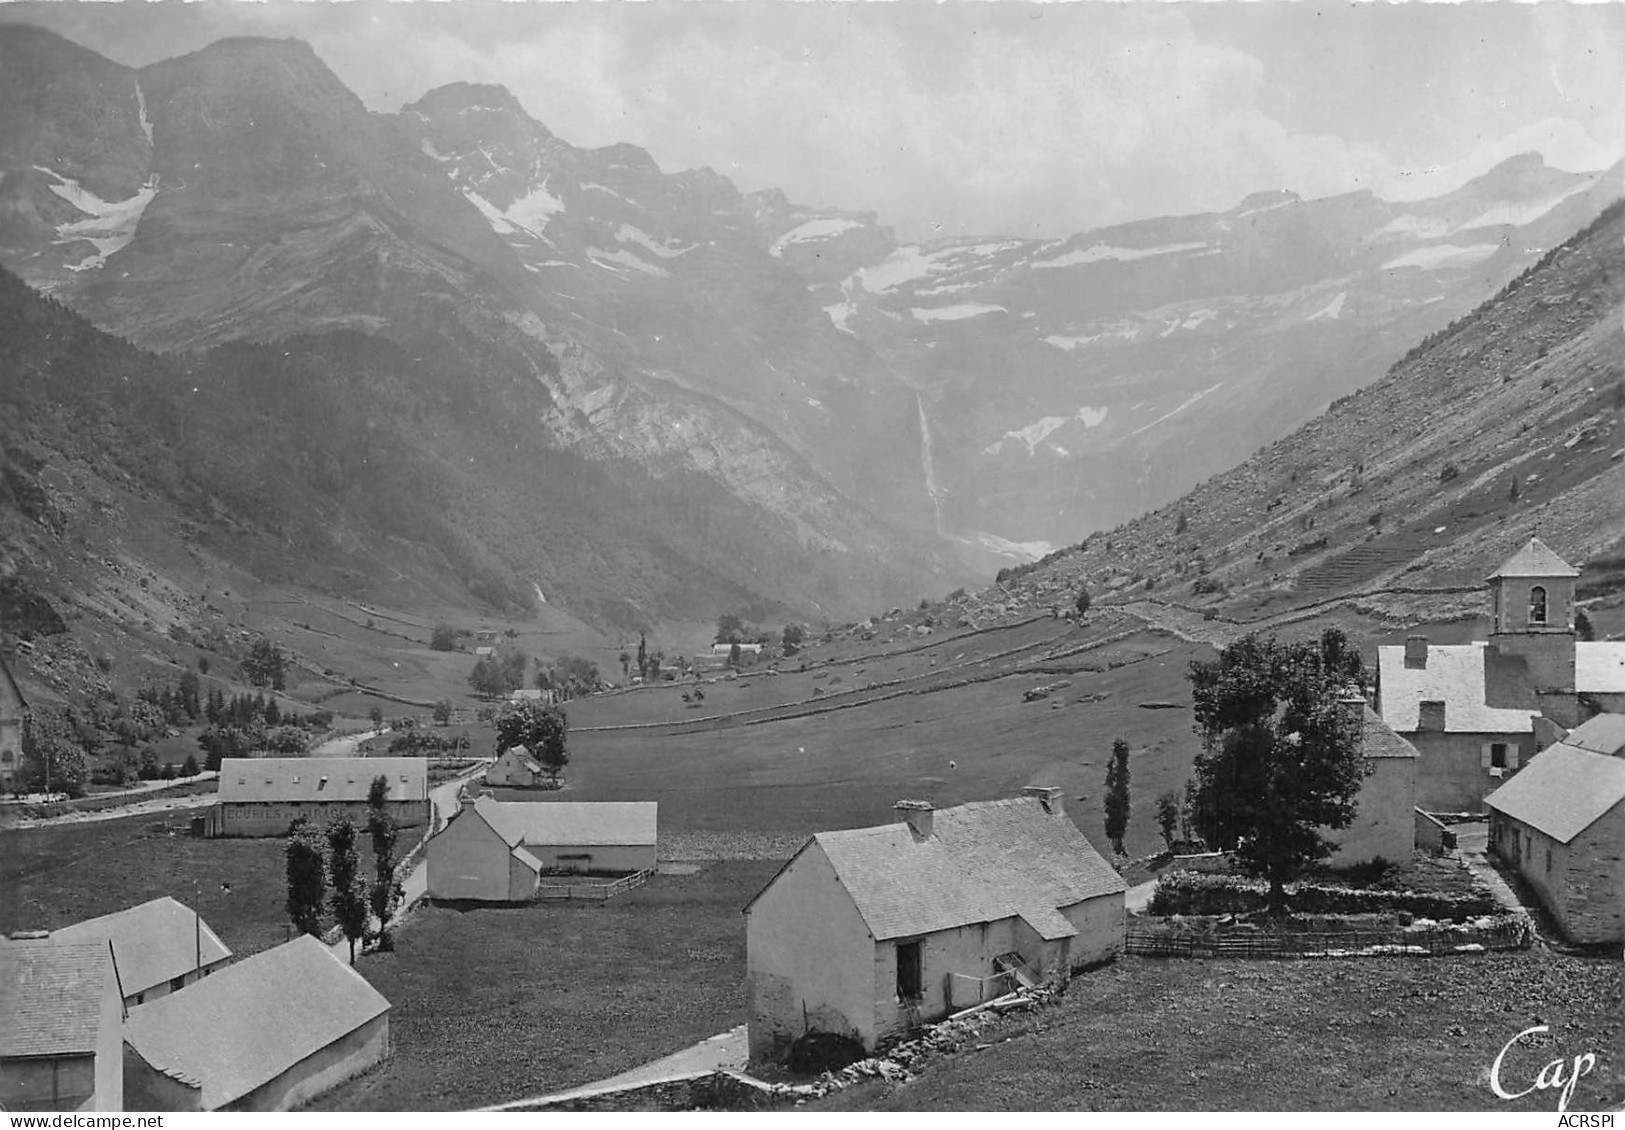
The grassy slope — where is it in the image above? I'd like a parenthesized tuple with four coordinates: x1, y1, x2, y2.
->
(311, 860, 780, 1111)
(0, 811, 328, 957)
(984, 199, 1625, 628)
(818, 952, 1622, 1112)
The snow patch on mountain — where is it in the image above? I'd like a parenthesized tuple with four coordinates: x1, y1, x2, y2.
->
(615, 224, 696, 259)
(1031, 241, 1208, 270)
(581, 182, 628, 202)
(852, 245, 965, 294)
(1381, 243, 1501, 272)
(1043, 326, 1140, 350)
(984, 406, 1110, 456)
(588, 247, 669, 278)
(506, 180, 565, 234)
(911, 303, 1006, 323)
(463, 189, 515, 235)
(824, 302, 857, 335)
(769, 217, 863, 257)
(1307, 292, 1347, 321)
(420, 139, 452, 163)
(36, 167, 159, 271)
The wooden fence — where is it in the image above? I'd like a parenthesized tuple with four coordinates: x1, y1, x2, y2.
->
(535, 868, 652, 902)
(1125, 917, 1532, 959)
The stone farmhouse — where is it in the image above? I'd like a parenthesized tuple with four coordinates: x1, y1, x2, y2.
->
(0, 650, 29, 792)
(1484, 726, 1625, 945)
(0, 940, 124, 1112)
(744, 788, 1125, 1064)
(122, 935, 391, 1112)
(211, 757, 429, 837)
(426, 797, 658, 902)
(486, 745, 549, 788)
(1324, 697, 1420, 867)
(1376, 539, 1625, 811)
(50, 898, 231, 1009)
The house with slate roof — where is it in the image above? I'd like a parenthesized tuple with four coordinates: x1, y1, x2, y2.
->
(426, 797, 657, 901)
(486, 744, 549, 788)
(1484, 734, 1625, 945)
(0, 939, 124, 1111)
(1377, 538, 1625, 811)
(743, 788, 1125, 1063)
(213, 757, 428, 837)
(51, 897, 231, 1008)
(0, 650, 30, 792)
(121, 934, 391, 1112)
(1324, 698, 1420, 867)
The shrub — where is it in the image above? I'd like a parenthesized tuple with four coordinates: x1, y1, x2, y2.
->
(1145, 871, 1498, 920)
(1438, 462, 1460, 483)
(429, 624, 458, 652)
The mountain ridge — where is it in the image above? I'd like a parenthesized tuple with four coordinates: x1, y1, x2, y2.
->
(1, 22, 1619, 640)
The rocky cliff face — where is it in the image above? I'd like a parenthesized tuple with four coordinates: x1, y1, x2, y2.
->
(0, 23, 1616, 628)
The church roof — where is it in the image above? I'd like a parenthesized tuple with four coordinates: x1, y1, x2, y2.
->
(1486, 538, 1579, 580)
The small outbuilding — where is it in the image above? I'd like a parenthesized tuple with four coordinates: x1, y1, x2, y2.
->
(1484, 741, 1625, 945)
(426, 798, 657, 902)
(0, 940, 125, 1112)
(744, 788, 1125, 1063)
(50, 897, 231, 1008)
(121, 934, 391, 1112)
(486, 746, 549, 789)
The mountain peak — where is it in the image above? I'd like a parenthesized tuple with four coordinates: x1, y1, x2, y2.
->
(409, 82, 528, 119)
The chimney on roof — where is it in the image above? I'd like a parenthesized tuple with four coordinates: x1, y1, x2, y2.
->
(1418, 700, 1447, 731)
(894, 799, 934, 839)
(1022, 785, 1064, 815)
(1404, 636, 1428, 669)
(1337, 689, 1367, 742)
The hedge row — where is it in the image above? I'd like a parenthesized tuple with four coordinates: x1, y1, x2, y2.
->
(1146, 871, 1499, 920)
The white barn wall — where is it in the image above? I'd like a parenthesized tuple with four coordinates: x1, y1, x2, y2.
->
(746, 844, 876, 1061)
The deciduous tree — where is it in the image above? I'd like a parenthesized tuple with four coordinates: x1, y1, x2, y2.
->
(326, 816, 369, 964)
(494, 698, 569, 781)
(1155, 791, 1179, 853)
(1187, 628, 1369, 914)
(285, 818, 327, 938)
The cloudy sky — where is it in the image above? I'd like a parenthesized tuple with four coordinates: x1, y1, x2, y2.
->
(7, 1, 1623, 241)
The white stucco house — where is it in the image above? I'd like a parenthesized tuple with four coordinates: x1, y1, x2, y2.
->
(1324, 698, 1420, 867)
(426, 798, 658, 902)
(121, 935, 391, 1112)
(744, 788, 1126, 1063)
(50, 897, 231, 1008)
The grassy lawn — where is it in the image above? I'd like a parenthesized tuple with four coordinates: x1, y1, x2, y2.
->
(311, 859, 782, 1111)
(0, 811, 393, 959)
(818, 951, 1623, 1112)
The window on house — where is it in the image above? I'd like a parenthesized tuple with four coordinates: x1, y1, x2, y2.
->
(1528, 586, 1547, 626)
(1545, 848, 1552, 874)
(171, 976, 185, 992)
(134, 992, 144, 1005)
(896, 940, 923, 1000)
(1490, 743, 1509, 769)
